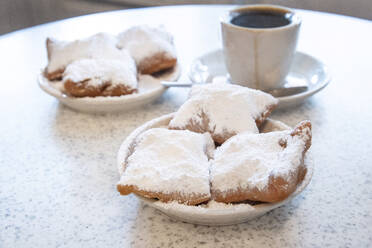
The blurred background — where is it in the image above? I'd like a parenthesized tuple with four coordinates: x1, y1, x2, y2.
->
(1, 0, 371, 35)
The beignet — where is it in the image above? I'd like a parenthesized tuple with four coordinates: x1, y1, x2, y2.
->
(45, 33, 121, 80)
(62, 57, 137, 97)
(169, 82, 278, 144)
(117, 25, 177, 74)
(210, 121, 311, 203)
(117, 128, 214, 205)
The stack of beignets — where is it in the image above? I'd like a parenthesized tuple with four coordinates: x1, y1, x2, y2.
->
(45, 26, 177, 97)
(117, 82, 312, 205)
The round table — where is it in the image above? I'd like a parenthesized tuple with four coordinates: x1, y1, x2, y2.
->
(1, 5, 371, 248)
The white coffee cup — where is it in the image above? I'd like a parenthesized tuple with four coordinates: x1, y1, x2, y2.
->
(221, 5, 301, 91)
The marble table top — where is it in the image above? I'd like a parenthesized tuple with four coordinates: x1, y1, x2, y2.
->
(0, 5, 371, 248)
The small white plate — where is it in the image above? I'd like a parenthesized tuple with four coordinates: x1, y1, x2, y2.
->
(117, 113, 314, 226)
(189, 49, 331, 109)
(38, 64, 181, 113)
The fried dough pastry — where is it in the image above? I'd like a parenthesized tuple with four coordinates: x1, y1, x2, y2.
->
(169, 82, 278, 144)
(45, 33, 122, 80)
(117, 128, 214, 205)
(62, 57, 137, 97)
(210, 121, 311, 203)
(117, 25, 177, 75)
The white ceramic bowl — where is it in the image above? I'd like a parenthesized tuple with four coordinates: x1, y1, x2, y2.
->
(117, 113, 313, 226)
(38, 64, 181, 113)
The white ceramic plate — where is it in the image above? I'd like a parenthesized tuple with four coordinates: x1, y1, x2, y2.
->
(117, 113, 314, 226)
(189, 49, 331, 109)
(38, 64, 181, 113)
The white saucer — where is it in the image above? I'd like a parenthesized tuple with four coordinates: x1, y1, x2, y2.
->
(189, 49, 331, 109)
(38, 64, 181, 113)
(117, 113, 314, 226)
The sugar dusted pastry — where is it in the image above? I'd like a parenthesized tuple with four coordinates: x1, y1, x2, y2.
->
(169, 82, 278, 144)
(210, 121, 312, 203)
(117, 25, 177, 74)
(63, 56, 137, 97)
(117, 128, 214, 205)
(45, 33, 121, 80)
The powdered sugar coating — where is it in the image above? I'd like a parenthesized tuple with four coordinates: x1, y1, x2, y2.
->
(63, 56, 137, 89)
(169, 82, 278, 139)
(118, 128, 214, 197)
(117, 25, 176, 66)
(154, 200, 254, 212)
(211, 127, 311, 193)
(46, 33, 122, 74)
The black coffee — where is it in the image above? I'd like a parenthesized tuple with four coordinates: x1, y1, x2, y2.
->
(231, 10, 292, 28)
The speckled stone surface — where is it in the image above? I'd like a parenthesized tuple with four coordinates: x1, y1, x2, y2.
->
(1, 6, 372, 248)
